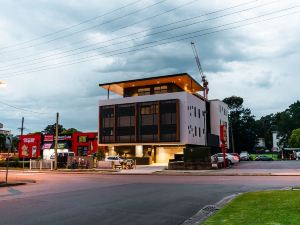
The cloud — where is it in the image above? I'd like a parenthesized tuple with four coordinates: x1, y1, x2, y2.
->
(0, 0, 299, 134)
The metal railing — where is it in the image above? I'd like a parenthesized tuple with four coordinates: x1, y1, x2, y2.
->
(30, 159, 54, 170)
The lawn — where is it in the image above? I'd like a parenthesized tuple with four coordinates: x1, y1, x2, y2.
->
(250, 153, 279, 160)
(203, 190, 300, 225)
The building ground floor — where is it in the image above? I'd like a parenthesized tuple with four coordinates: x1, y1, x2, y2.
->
(101, 144, 220, 164)
(102, 145, 184, 164)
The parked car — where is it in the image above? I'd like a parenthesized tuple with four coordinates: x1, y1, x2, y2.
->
(240, 151, 251, 161)
(255, 155, 273, 161)
(230, 153, 240, 162)
(211, 153, 239, 165)
(105, 156, 134, 169)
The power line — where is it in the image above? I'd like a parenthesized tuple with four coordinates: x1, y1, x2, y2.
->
(0, 100, 48, 115)
(1, 0, 201, 64)
(0, 0, 142, 50)
(1, 7, 299, 79)
(0, 0, 169, 54)
(0, 0, 280, 72)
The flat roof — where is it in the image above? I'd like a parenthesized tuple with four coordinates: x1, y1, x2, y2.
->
(99, 73, 204, 96)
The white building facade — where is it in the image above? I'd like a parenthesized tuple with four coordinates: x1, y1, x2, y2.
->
(98, 73, 229, 163)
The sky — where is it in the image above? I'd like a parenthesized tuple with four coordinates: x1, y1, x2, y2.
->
(0, 0, 299, 135)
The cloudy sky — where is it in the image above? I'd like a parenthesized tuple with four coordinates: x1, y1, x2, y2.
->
(0, 0, 299, 134)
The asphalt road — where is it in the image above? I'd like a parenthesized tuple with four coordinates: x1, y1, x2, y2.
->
(1, 172, 300, 225)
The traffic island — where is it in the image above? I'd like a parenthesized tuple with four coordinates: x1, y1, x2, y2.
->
(202, 190, 300, 225)
(0, 182, 27, 187)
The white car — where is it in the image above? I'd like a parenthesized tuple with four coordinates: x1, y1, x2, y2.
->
(105, 156, 124, 163)
(211, 153, 239, 165)
(240, 151, 251, 161)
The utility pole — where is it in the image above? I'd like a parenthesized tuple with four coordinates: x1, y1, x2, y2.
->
(230, 126, 235, 153)
(18, 117, 25, 169)
(18, 117, 25, 135)
(54, 112, 59, 170)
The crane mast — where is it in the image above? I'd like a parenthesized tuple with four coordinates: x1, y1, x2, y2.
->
(191, 41, 209, 99)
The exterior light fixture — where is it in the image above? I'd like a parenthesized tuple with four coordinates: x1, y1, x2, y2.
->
(0, 80, 7, 88)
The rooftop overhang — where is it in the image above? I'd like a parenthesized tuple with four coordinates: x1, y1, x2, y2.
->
(99, 73, 204, 96)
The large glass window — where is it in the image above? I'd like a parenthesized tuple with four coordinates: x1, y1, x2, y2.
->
(138, 88, 150, 96)
(116, 104, 135, 142)
(139, 102, 158, 142)
(101, 106, 115, 143)
(154, 85, 168, 94)
(160, 100, 178, 142)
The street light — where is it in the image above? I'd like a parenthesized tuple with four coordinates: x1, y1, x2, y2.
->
(0, 80, 7, 88)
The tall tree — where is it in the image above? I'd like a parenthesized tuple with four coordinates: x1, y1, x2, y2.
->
(289, 128, 300, 148)
(43, 124, 65, 135)
(223, 96, 257, 152)
(62, 128, 80, 135)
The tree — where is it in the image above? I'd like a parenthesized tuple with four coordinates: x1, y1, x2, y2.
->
(255, 114, 276, 149)
(274, 101, 300, 147)
(223, 96, 243, 110)
(223, 96, 257, 153)
(289, 128, 300, 148)
(61, 128, 80, 135)
(43, 124, 65, 135)
(0, 134, 5, 150)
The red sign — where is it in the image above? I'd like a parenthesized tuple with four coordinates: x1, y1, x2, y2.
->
(44, 135, 54, 142)
(18, 134, 42, 158)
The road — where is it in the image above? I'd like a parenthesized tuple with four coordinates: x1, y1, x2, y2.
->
(1, 171, 300, 225)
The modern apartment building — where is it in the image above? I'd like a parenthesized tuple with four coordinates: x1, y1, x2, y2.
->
(98, 73, 228, 163)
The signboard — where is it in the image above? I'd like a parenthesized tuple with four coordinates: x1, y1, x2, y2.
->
(220, 124, 228, 148)
(44, 135, 54, 142)
(78, 136, 87, 143)
(0, 123, 3, 128)
(18, 134, 41, 158)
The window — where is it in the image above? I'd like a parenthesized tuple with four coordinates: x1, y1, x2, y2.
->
(194, 107, 196, 117)
(138, 88, 151, 96)
(101, 106, 115, 143)
(160, 100, 178, 142)
(199, 127, 201, 137)
(198, 109, 201, 118)
(116, 104, 135, 142)
(154, 85, 168, 94)
(139, 102, 159, 142)
(140, 104, 158, 115)
(195, 126, 197, 136)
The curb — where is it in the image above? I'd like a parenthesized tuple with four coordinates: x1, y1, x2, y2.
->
(180, 193, 240, 225)
(3, 169, 300, 176)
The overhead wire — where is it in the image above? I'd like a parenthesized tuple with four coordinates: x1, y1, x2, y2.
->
(0, 5, 299, 79)
(1, 0, 202, 64)
(0, 0, 169, 54)
(0, 0, 281, 72)
(0, 100, 48, 115)
(0, 0, 142, 50)
(0, 0, 263, 69)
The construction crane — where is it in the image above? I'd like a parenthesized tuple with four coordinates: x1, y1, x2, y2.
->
(191, 41, 209, 99)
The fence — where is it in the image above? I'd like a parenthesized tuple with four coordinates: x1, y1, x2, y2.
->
(30, 159, 54, 170)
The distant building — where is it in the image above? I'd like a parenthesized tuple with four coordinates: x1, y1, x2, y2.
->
(272, 131, 281, 151)
(256, 138, 266, 148)
(98, 73, 229, 163)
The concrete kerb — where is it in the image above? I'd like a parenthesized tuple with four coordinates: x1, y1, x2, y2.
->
(181, 193, 241, 225)
(3, 169, 300, 176)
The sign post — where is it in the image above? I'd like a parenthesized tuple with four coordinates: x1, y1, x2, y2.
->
(220, 124, 228, 168)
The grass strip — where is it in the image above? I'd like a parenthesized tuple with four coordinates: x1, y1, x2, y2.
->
(203, 190, 300, 225)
